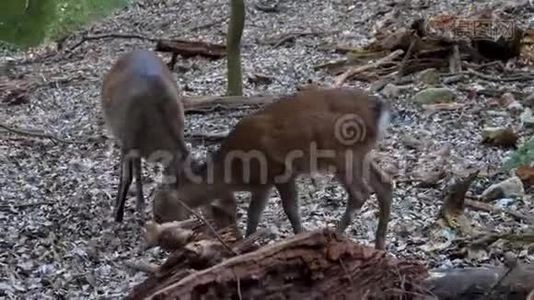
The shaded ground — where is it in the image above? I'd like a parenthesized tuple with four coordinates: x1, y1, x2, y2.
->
(1, 0, 534, 298)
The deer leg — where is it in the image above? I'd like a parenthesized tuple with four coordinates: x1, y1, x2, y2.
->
(335, 160, 371, 233)
(368, 161, 393, 250)
(114, 151, 134, 222)
(133, 157, 145, 216)
(276, 179, 303, 234)
(245, 186, 271, 236)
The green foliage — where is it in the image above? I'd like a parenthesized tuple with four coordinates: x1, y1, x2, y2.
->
(0, 0, 56, 48)
(0, 0, 128, 49)
(503, 136, 534, 170)
(48, 0, 128, 40)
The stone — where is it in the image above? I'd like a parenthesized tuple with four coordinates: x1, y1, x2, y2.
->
(416, 68, 440, 85)
(481, 127, 518, 148)
(382, 83, 401, 98)
(520, 108, 534, 128)
(481, 176, 525, 201)
(524, 92, 534, 108)
(507, 101, 524, 113)
(413, 87, 455, 104)
(501, 92, 524, 113)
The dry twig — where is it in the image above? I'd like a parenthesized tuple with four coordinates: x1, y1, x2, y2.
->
(184, 132, 228, 144)
(0, 122, 83, 144)
(465, 69, 534, 82)
(333, 49, 404, 87)
(67, 33, 156, 54)
(395, 39, 417, 82)
(465, 199, 534, 224)
(262, 30, 339, 48)
(175, 199, 237, 255)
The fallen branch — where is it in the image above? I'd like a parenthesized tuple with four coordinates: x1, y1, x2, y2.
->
(465, 69, 534, 82)
(184, 132, 228, 144)
(67, 33, 156, 54)
(182, 94, 282, 113)
(313, 58, 349, 71)
(426, 263, 534, 299)
(395, 38, 417, 82)
(456, 87, 526, 99)
(155, 39, 226, 69)
(262, 30, 339, 48)
(333, 49, 404, 87)
(0, 122, 83, 144)
(465, 199, 534, 224)
(471, 232, 534, 248)
(190, 17, 228, 31)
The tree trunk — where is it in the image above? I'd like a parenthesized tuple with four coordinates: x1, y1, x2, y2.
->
(226, 0, 245, 96)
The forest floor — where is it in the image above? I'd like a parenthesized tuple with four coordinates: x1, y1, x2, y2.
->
(1, 0, 534, 298)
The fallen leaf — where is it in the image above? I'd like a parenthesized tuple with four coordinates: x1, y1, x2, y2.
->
(515, 165, 534, 187)
(499, 92, 515, 106)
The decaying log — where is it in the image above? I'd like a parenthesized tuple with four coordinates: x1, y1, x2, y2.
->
(425, 264, 534, 299)
(136, 229, 429, 300)
(130, 226, 534, 300)
(155, 39, 226, 70)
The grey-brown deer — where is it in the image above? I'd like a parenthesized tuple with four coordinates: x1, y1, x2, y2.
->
(160, 87, 393, 249)
(101, 49, 189, 222)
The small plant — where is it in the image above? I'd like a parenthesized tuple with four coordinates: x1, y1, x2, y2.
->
(0, 0, 129, 49)
(503, 136, 534, 170)
(48, 0, 128, 42)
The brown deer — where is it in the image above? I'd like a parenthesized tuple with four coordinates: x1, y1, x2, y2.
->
(158, 87, 393, 249)
(101, 49, 188, 222)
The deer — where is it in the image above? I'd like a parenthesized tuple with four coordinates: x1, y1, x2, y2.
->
(101, 49, 189, 223)
(155, 87, 393, 249)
